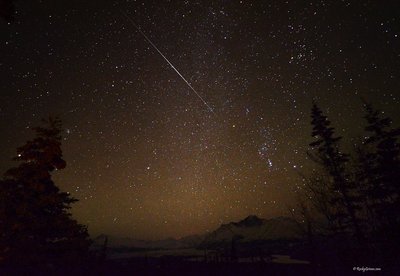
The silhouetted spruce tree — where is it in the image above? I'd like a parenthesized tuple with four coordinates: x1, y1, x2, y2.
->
(354, 142, 380, 233)
(308, 103, 364, 242)
(301, 170, 339, 234)
(358, 103, 400, 233)
(0, 117, 91, 266)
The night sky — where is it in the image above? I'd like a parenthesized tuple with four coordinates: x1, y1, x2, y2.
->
(1, 1, 399, 240)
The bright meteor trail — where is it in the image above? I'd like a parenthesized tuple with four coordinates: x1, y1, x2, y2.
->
(121, 11, 215, 114)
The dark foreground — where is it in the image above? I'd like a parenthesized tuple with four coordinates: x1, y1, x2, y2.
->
(0, 256, 392, 276)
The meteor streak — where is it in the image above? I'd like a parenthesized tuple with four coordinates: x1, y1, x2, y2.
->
(121, 11, 215, 114)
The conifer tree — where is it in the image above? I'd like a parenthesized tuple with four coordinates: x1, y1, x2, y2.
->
(308, 103, 363, 242)
(0, 117, 91, 266)
(359, 103, 400, 232)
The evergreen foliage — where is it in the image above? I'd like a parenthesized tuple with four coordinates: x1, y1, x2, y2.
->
(308, 103, 363, 241)
(0, 117, 91, 266)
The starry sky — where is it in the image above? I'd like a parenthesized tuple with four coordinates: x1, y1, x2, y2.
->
(1, 0, 399, 240)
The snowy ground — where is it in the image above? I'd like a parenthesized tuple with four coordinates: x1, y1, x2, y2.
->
(108, 248, 309, 265)
(108, 248, 204, 259)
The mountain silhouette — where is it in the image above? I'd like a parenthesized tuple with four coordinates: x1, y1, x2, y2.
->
(93, 215, 299, 251)
(201, 216, 299, 248)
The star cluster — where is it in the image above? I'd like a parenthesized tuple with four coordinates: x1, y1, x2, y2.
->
(0, 0, 399, 239)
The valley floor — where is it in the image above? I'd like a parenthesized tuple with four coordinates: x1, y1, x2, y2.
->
(2, 255, 393, 275)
